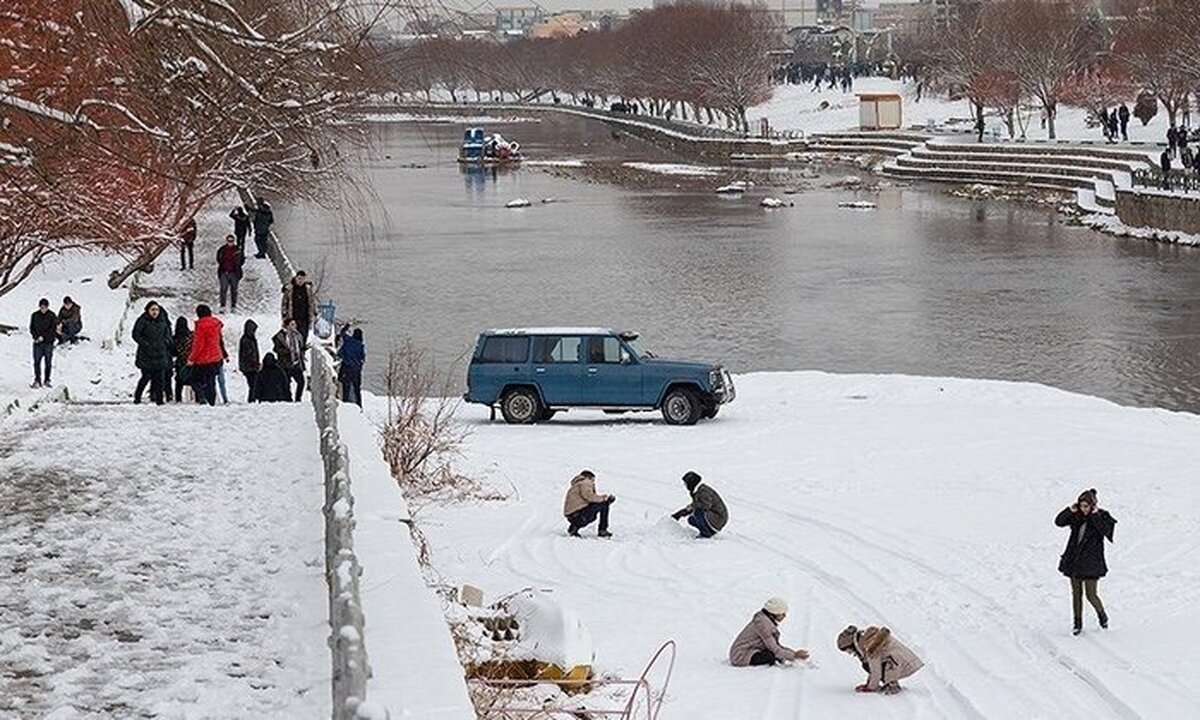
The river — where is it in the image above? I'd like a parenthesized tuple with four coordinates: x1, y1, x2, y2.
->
(274, 114, 1200, 413)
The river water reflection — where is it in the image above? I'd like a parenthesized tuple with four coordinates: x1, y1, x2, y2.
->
(275, 115, 1200, 413)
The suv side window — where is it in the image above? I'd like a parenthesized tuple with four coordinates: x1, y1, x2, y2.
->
(478, 336, 530, 363)
(585, 336, 623, 364)
(533, 336, 582, 363)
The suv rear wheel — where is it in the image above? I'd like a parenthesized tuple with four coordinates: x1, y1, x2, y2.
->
(500, 388, 541, 424)
(661, 388, 702, 425)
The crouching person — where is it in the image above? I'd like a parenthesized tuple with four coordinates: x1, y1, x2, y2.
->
(836, 625, 923, 694)
(563, 470, 615, 538)
(729, 597, 809, 667)
(670, 471, 727, 538)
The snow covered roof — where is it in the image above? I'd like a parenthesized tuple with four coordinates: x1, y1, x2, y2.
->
(485, 327, 620, 336)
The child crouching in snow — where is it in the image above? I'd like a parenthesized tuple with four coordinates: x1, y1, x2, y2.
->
(836, 625, 923, 694)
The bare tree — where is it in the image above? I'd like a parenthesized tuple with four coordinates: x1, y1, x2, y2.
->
(1114, 0, 1191, 128)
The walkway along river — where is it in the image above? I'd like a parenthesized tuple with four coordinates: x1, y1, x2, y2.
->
(275, 115, 1200, 413)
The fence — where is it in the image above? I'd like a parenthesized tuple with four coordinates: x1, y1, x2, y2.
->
(1131, 167, 1200, 194)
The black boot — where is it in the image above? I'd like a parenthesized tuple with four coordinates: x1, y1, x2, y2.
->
(567, 524, 580, 537)
(1098, 611, 1108, 629)
(1073, 618, 1082, 636)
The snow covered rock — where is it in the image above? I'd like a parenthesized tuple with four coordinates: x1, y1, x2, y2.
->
(506, 198, 532, 208)
(760, 197, 787, 208)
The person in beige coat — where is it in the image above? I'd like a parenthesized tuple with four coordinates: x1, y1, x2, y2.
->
(837, 625, 923, 694)
(728, 597, 810, 667)
(562, 470, 615, 538)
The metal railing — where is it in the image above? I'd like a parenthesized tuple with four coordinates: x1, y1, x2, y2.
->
(1131, 167, 1200, 194)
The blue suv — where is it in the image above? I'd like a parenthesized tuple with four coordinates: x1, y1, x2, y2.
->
(465, 328, 735, 425)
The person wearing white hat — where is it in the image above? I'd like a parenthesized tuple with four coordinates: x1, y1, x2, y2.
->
(728, 597, 810, 667)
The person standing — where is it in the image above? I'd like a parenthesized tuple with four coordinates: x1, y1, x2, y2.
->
(728, 597, 809, 667)
(562, 470, 615, 538)
(251, 197, 274, 259)
(179, 217, 197, 270)
(216, 337, 230, 405)
(1167, 126, 1178, 158)
(216, 235, 243, 312)
(272, 317, 306, 401)
(253, 353, 291, 402)
(281, 271, 316, 342)
(337, 326, 365, 407)
(172, 317, 193, 402)
(132, 301, 172, 405)
(57, 296, 82, 344)
(239, 319, 262, 402)
(1056, 489, 1116, 636)
(230, 205, 251, 255)
(670, 471, 728, 538)
(1160, 149, 1172, 190)
(29, 298, 59, 388)
(187, 304, 224, 406)
(1118, 103, 1130, 141)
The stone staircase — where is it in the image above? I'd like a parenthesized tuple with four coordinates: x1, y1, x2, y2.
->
(807, 131, 929, 157)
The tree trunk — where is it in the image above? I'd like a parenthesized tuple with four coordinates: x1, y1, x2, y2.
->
(107, 239, 173, 290)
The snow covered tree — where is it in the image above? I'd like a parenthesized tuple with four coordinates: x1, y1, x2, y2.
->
(1113, 0, 1192, 129)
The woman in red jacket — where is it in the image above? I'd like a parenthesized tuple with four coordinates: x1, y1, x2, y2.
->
(188, 304, 224, 405)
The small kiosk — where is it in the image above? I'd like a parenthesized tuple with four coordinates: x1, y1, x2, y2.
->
(857, 92, 903, 131)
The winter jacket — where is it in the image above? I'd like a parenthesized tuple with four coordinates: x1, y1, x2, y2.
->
(272, 328, 305, 370)
(563, 474, 607, 516)
(133, 312, 174, 371)
(850, 627, 923, 690)
(337, 333, 366, 373)
(239, 320, 261, 373)
(29, 309, 58, 343)
(254, 354, 291, 402)
(729, 611, 795, 667)
(676, 483, 728, 532)
(1161, 151, 1172, 173)
(216, 244, 243, 275)
(173, 332, 193, 371)
(180, 219, 197, 245)
(230, 208, 250, 237)
(58, 303, 81, 327)
(252, 204, 274, 236)
(188, 316, 224, 365)
(282, 279, 316, 323)
(1056, 507, 1116, 579)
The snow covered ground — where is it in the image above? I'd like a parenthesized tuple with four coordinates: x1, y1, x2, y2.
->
(748, 77, 1177, 147)
(0, 202, 331, 718)
(401, 372, 1200, 719)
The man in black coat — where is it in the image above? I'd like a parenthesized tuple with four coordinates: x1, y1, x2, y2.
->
(671, 471, 729, 538)
(251, 198, 274, 259)
(1117, 104, 1130, 141)
(230, 206, 251, 255)
(1055, 489, 1116, 635)
(253, 352, 291, 402)
(29, 298, 59, 388)
(1160, 149, 1172, 190)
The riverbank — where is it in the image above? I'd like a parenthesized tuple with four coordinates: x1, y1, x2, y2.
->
(376, 371, 1200, 719)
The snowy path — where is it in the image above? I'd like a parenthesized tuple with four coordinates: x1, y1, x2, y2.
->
(407, 372, 1200, 719)
(0, 403, 328, 718)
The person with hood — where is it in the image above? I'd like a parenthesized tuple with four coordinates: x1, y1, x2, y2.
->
(132, 301, 173, 404)
(179, 217, 197, 270)
(239, 319, 261, 402)
(670, 471, 728, 538)
(337, 326, 366, 407)
(216, 234, 243, 312)
(251, 197, 274, 259)
(729, 597, 809, 667)
(1056, 488, 1116, 635)
(281, 271, 316, 342)
(187, 304, 224, 405)
(272, 317, 306, 401)
(172, 317, 193, 402)
(837, 625, 924, 694)
(29, 298, 59, 388)
(254, 353, 291, 402)
(230, 205, 250, 254)
(57, 296, 82, 344)
(562, 470, 615, 538)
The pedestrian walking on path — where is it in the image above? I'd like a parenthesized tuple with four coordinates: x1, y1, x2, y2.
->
(254, 352, 291, 402)
(729, 597, 809, 667)
(272, 317, 306, 402)
(188, 305, 224, 406)
(179, 217, 197, 270)
(230, 205, 250, 255)
(216, 235, 243, 312)
(1118, 104, 1130, 141)
(251, 197, 274, 259)
(837, 625, 923, 694)
(1056, 488, 1116, 635)
(281, 271, 316, 343)
(57, 296, 82, 344)
(29, 298, 58, 388)
(670, 471, 728, 538)
(336, 325, 365, 407)
(563, 470, 615, 538)
(239, 319, 261, 403)
(132, 301, 173, 405)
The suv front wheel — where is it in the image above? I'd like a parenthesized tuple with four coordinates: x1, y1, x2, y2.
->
(500, 388, 542, 424)
(661, 388, 702, 425)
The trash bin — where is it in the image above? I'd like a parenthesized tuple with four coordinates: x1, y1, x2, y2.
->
(314, 300, 336, 340)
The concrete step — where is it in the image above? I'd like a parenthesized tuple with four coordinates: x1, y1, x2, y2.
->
(893, 155, 1121, 182)
(811, 143, 911, 156)
(927, 140, 1154, 164)
(882, 161, 1097, 191)
(910, 146, 1148, 173)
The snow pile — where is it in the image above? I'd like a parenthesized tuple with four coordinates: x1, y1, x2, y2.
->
(623, 162, 722, 177)
(408, 372, 1200, 719)
(506, 198, 532, 208)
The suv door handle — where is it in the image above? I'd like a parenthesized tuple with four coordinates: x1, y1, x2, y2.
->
(535, 367, 546, 373)
(587, 367, 598, 374)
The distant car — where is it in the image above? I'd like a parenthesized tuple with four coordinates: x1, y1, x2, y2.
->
(465, 328, 735, 425)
